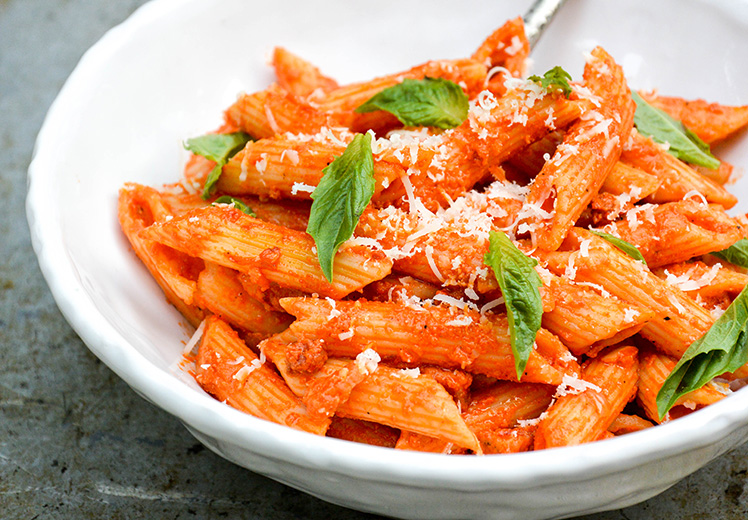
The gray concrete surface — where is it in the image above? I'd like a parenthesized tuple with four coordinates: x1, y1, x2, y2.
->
(1, 1, 747, 519)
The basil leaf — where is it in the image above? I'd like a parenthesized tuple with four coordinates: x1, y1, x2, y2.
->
(528, 66, 573, 98)
(184, 132, 252, 200)
(631, 91, 720, 170)
(712, 238, 748, 268)
(212, 196, 256, 217)
(307, 133, 375, 282)
(483, 231, 543, 380)
(656, 285, 748, 419)
(355, 77, 468, 129)
(589, 230, 647, 265)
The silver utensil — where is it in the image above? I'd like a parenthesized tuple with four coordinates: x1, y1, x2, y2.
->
(524, 0, 569, 48)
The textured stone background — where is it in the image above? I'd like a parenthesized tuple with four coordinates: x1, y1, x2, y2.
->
(2, 1, 747, 518)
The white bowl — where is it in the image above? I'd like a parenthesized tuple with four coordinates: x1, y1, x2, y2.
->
(26, 0, 748, 518)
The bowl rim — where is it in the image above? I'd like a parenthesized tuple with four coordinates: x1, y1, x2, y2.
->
(25, 0, 748, 491)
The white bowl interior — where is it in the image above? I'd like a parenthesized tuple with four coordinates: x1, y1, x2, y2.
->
(27, 0, 748, 518)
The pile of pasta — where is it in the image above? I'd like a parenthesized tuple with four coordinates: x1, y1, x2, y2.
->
(118, 17, 748, 455)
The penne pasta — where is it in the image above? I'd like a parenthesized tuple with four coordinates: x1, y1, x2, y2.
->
(637, 347, 730, 424)
(541, 276, 655, 357)
(638, 91, 748, 145)
(271, 47, 339, 99)
(195, 316, 330, 435)
(261, 337, 481, 452)
(541, 228, 714, 359)
(326, 417, 400, 449)
(523, 47, 635, 251)
(139, 205, 393, 299)
(534, 345, 639, 449)
(279, 296, 579, 385)
(118, 183, 206, 326)
(194, 262, 293, 344)
(621, 131, 737, 209)
(605, 200, 742, 268)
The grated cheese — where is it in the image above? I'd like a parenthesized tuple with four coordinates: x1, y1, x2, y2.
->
(683, 189, 708, 206)
(232, 352, 266, 383)
(623, 308, 640, 323)
(555, 374, 602, 397)
(338, 328, 355, 341)
(254, 153, 268, 175)
(663, 263, 721, 292)
(433, 293, 479, 312)
(667, 293, 688, 316)
(445, 315, 474, 327)
(326, 297, 341, 320)
(280, 148, 300, 165)
(291, 182, 316, 195)
(564, 253, 578, 281)
(575, 281, 612, 299)
(579, 238, 593, 258)
(398, 368, 421, 378)
(183, 319, 207, 355)
(424, 244, 445, 282)
(264, 105, 280, 134)
(355, 348, 381, 375)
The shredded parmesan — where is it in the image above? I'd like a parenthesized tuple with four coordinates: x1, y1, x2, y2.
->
(355, 348, 381, 375)
(233, 352, 265, 382)
(667, 294, 688, 316)
(555, 374, 602, 397)
(338, 328, 355, 340)
(424, 244, 445, 282)
(683, 189, 708, 206)
(183, 319, 206, 355)
(280, 148, 300, 165)
(445, 315, 474, 327)
(399, 368, 421, 378)
(291, 182, 316, 195)
(433, 293, 479, 312)
(579, 238, 593, 258)
(480, 297, 505, 315)
(575, 281, 612, 298)
(623, 308, 640, 323)
(664, 263, 721, 292)
(326, 297, 341, 320)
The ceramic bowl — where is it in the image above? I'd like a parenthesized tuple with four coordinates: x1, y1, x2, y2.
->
(27, 0, 748, 518)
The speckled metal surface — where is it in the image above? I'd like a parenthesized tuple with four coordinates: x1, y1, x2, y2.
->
(2, 1, 748, 518)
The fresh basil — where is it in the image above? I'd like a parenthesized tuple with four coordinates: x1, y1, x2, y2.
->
(656, 285, 748, 419)
(355, 77, 468, 129)
(712, 238, 748, 268)
(184, 132, 252, 200)
(589, 230, 647, 265)
(631, 91, 720, 170)
(528, 66, 573, 98)
(483, 230, 543, 380)
(212, 196, 256, 217)
(307, 133, 375, 282)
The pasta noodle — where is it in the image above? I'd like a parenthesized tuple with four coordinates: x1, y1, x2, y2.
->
(118, 15, 748, 455)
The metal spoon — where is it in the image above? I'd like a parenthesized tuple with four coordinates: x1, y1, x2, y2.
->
(523, 0, 569, 49)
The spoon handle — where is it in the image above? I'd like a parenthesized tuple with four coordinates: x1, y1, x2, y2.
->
(523, 0, 569, 48)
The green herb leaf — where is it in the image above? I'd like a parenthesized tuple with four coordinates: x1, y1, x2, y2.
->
(631, 91, 720, 170)
(307, 133, 375, 282)
(712, 238, 748, 268)
(589, 230, 647, 265)
(656, 285, 748, 418)
(528, 66, 573, 98)
(483, 231, 543, 380)
(355, 77, 468, 129)
(184, 132, 252, 200)
(212, 196, 256, 217)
